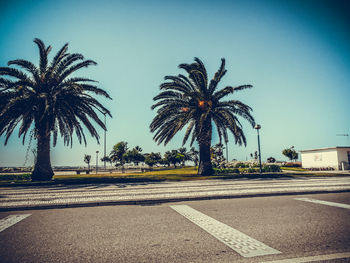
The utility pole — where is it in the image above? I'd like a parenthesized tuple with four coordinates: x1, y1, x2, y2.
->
(96, 150, 99, 174)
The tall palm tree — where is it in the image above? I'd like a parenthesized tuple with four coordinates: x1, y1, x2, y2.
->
(150, 58, 255, 176)
(0, 38, 111, 181)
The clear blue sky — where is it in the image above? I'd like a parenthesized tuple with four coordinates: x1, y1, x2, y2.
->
(1, 0, 349, 166)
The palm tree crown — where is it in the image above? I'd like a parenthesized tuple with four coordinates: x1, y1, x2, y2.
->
(0, 38, 112, 180)
(150, 57, 254, 175)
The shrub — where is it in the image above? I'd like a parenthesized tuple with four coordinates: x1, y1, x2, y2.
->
(267, 157, 276, 163)
(307, 167, 335, 171)
(249, 162, 259, 168)
(241, 168, 259, 173)
(0, 173, 31, 181)
(283, 162, 301, 167)
(234, 162, 248, 168)
(262, 165, 281, 172)
(214, 168, 240, 174)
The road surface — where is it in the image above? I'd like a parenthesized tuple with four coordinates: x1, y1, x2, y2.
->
(0, 192, 349, 262)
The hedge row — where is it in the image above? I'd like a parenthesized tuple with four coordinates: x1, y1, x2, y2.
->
(0, 174, 31, 181)
(214, 165, 281, 175)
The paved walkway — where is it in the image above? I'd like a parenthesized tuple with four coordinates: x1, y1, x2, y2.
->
(0, 177, 350, 211)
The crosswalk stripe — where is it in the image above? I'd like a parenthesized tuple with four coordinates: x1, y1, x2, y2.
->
(0, 214, 31, 233)
(170, 205, 280, 258)
(295, 198, 350, 209)
(260, 252, 350, 263)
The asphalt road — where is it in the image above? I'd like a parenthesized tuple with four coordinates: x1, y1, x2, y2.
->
(0, 193, 349, 263)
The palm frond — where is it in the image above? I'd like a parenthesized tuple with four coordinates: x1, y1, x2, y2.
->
(208, 58, 227, 95)
(34, 38, 51, 74)
(214, 85, 252, 101)
(0, 39, 112, 151)
(58, 60, 97, 83)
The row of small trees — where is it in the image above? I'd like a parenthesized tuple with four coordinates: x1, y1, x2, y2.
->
(84, 141, 200, 169)
(83, 144, 299, 170)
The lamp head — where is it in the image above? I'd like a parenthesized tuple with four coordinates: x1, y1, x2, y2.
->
(254, 124, 261, 130)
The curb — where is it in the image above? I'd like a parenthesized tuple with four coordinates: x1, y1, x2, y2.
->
(1, 189, 349, 212)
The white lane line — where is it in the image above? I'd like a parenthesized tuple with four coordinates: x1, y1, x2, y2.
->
(260, 252, 350, 263)
(0, 214, 31, 233)
(295, 197, 350, 209)
(170, 205, 280, 258)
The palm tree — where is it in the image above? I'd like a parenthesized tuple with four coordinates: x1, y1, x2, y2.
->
(150, 58, 255, 176)
(178, 147, 192, 166)
(84, 154, 91, 171)
(0, 38, 111, 181)
(189, 147, 199, 167)
(109, 141, 128, 167)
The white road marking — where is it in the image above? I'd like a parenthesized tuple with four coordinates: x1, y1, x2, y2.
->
(295, 197, 350, 209)
(260, 252, 350, 263)
(0, 214, 31, 233)
(170, 205, 280, 258)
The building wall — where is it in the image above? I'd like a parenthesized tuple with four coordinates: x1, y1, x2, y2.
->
(337, 148, 350, 170)
(301, 149, 339, 169)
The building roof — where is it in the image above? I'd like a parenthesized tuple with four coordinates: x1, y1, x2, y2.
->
(300, 146, 350, 153)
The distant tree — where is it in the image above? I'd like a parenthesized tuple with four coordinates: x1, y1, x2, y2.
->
(124, 147, 145, 165)
(84, 154, 91, 170)
(144, 152, 162, 167)
(159, 157, 170, 167)
(178, 147, 192, 166)
(267, 157, 276, 163)
(282, 147, 298, 161)
(189, 147, 199, 166)
(101, 156, 112, 167)
(250, 151, 258, 160)
(134, 146, 142, 152)
(110, 141, 128, 167)
(164, 150, 183, 168)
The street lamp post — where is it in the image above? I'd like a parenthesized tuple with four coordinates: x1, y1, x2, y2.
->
(103, 112, 106, 170)
(95, 108, 107, 171)
(254, 124, 262, 173)
(96, 150, 99, 174)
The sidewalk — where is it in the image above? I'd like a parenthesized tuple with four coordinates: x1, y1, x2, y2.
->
(1, 177, 350, 211)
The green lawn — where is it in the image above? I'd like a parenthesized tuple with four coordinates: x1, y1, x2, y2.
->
(281, 167, 308, 171)
(54, 166, 201, 181)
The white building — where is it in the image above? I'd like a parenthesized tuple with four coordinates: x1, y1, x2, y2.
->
(300, 147, 350, 170)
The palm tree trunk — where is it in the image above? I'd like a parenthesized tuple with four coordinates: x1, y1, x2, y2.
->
(198, 143, 213, 176)
(197, 119, 214, 176)
(31, 130, 54, 181)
